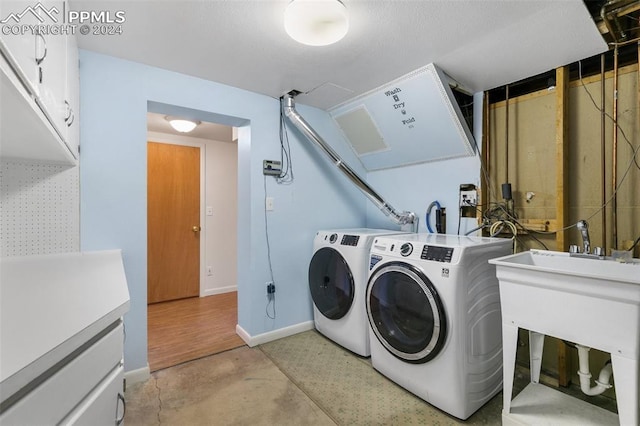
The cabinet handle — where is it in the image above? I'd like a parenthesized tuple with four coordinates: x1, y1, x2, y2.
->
(116, 392, 126, 425)
(64, 100, 75, 127)
(35, 33, 47, 65)
(64, 100, 72, 121)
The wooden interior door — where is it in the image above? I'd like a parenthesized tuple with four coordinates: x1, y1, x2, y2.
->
(147, 142, 200, 304)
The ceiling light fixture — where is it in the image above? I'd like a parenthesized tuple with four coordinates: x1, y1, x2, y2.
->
(284, 0, 349, 47)
(165, 116, 201, 133)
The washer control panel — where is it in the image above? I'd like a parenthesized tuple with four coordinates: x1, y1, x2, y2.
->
(420, 245, 454, 263)
(341, 235, 360, 246)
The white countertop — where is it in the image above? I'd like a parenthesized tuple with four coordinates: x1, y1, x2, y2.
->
(0, 250, 130, 401)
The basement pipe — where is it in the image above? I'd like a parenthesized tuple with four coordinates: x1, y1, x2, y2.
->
(613, 45, 619, 249)
(608, 36, 640, 47)
(505, 84, 510, 186)
(601, 1, 620, 44)
(576, 344, 614, 396)
(484, 90, 494, 203)
(283, 94, 417, 229)
(601, 54, 607, 249)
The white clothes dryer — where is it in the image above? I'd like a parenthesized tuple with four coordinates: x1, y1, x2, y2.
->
(366, 233, 512, 419)
(309, 229, 404, 357)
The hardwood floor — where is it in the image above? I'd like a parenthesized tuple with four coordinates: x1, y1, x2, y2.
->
(147, 292, 245, 372)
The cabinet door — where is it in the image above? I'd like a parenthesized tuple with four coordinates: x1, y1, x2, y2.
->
(37, 0, 68, 140)
(64, 31, 79, 158)
(0, 0, 42, 95)
(0, 53, 75, 164)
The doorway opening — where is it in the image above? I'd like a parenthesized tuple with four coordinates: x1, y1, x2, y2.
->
(146, 109, 244, 371)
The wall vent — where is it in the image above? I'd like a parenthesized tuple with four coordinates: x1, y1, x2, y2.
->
(333, 107, 388, 156)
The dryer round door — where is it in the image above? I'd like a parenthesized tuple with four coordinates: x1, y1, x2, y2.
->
(308, 247, 355, 320)
(366, 261, 447, 363)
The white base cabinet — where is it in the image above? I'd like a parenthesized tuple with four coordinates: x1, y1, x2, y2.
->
(61, 364, 125, 426)
(1, 322, 125, 425)
(0, 251, 131, 426)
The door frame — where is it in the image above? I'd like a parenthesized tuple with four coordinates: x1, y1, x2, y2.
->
(147, 135, 206, 297)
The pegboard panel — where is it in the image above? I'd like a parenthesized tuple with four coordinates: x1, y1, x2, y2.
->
(1, 160, 80, 257)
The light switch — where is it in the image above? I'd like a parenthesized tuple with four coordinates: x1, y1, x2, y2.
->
(266, 197, 274, 211)
(206, 206, 213, 216)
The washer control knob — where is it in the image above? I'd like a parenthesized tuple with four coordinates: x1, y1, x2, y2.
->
(400, 243, 413, 257)
(329, 233, 338, 243)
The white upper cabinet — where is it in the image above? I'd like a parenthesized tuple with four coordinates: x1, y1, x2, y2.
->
(0, 1, 41, 96)
(0, 0, 78, 164)
(37, 0, 68, 142)
(64, 29, 79, 157)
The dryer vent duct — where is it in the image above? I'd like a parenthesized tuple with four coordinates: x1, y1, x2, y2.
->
(283, 94, 416, 229)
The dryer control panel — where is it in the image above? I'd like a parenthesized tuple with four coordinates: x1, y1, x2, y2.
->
(420, 245, 454, 263)
(341, 235, 360, 246)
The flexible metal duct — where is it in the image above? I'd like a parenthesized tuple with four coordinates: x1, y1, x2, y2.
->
(283, 93, 416, 229)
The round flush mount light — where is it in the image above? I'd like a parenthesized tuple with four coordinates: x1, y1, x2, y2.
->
(284, 0, 349, 46)
(165, 116, 201, 133)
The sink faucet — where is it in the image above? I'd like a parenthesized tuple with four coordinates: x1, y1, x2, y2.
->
(576, 220, 591, 254)
(570, 220, 605, 259)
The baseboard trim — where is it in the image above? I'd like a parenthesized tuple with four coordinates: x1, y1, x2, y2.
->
(125, 364, 150, 385)
(201, 285, 237, 297)
(236, 321, 315, 347)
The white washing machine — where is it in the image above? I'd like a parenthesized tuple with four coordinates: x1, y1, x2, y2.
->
(309, 229, 405, 357)
(366, 233, 513, 419)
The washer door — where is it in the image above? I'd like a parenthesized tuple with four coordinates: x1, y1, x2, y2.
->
(366, 261, 447, 363)
(308, 247, 354, 320)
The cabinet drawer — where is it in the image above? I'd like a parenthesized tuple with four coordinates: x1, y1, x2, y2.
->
(61, 364, 125, 426)
(0, 322, 124, 425)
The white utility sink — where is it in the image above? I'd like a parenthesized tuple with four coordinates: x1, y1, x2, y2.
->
(490, 249, 640, 426)
(495, 249, 639, 282)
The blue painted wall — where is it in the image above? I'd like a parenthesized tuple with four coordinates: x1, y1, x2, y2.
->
(79, 51, 368, 372)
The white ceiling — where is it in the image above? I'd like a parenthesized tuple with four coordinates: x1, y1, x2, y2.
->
(72, 0, 607, 110)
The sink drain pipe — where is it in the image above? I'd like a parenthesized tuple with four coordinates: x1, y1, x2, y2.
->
(576, 344, 613, 396)
(283, 93, 417, 231)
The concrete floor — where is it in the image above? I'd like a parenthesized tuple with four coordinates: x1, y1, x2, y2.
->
(125, 331, 503, 425)
(125, 344, 335, 425)
(124, 330, 617, 425)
